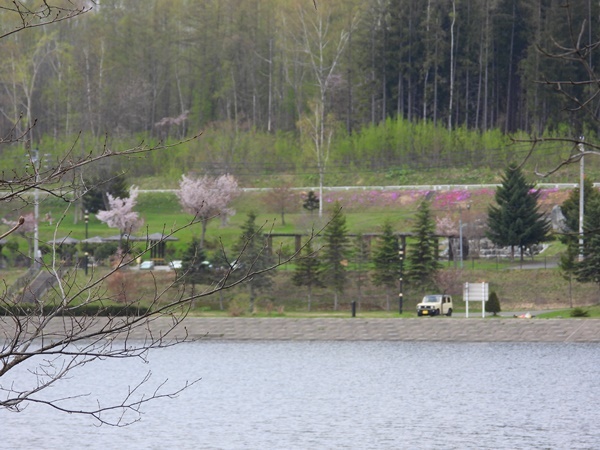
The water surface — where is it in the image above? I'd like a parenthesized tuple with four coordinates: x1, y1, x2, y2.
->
(2, 341, 598, 449)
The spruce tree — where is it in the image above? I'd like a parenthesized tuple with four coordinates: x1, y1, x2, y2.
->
(372, 220, 401, 311)
(181, 237, 212, 290)
(485, 291, 501, 316)
(407, 200, 440, 288)
(322, 202, 349, 310)
(487, 164, 551, 261)
(575, 197, 600, 292)
(83, 171, 128, 213)
(292, 240, 324, 311)
(353, 233, 370, 309)
(558, 178, 600, 276)
(303, 191, 320, 215)
(233, 211, 274, 312)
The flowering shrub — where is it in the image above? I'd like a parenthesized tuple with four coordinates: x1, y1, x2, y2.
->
(432, 190, 472, 208)
(319, 186, 569, 213)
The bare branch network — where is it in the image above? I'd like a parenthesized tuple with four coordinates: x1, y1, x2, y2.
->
(0, 0, 330, 425)
(0, 191, 324, 425)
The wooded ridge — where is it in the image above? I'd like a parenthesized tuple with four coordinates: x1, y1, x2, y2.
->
(1, 0, 599, 186)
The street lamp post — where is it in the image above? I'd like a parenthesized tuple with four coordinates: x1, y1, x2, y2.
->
(459, 203, 471, 268)
(398, 247, 404, 315)
(84, 210, 89, 274)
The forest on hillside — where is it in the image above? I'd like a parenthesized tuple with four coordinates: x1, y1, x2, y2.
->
(1, 0, 599, 185)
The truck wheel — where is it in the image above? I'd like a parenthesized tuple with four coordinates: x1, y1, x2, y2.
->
(434, 309, 440, 316)
(446, 308, 453, 317)
(417, 311, 422, 316)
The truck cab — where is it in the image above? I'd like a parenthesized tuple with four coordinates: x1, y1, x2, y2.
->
(417, 294, 453, 317)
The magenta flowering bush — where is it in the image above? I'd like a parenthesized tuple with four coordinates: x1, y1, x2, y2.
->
(320, 186, 567, 213)
(432, 190, 472, 208)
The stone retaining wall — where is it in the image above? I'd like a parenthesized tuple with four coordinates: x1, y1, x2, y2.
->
(3, 317, 599, 343)
(143, 317, 600, 342)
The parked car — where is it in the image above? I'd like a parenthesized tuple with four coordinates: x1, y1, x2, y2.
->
(169, 260, 183, 269)
(139, 260, 155, 270)
(417, 294, 453, 316)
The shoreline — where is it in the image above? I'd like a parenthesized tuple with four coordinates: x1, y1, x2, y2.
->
(3, 317, 599, 343)
(128, 317, 600, 342)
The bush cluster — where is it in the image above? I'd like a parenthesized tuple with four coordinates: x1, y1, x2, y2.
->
(0, 303, 151, 317)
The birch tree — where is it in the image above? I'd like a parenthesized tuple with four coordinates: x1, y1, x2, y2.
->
(296, 4, 352, 217)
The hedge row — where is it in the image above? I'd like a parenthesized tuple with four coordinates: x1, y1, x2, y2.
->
(0, 303, 151, 317)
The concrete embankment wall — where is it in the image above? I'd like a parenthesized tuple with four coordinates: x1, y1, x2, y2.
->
(147, 318, 600, 342)
(3, 318, 599, 342)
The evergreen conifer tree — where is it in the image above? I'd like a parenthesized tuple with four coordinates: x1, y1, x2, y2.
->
(180, 237, 212, 292)
(487, 164, 551, 261)
(291, 240, 324, 311)
(353, 233, 370, 309)
(575, 197, 600, 290)
(303, 191, 320, 215)
(559, 245, 577, 308)
(558, 178, 600, 279)
(485, 291, 501, 316)
(322, 202, 349, 310)
(372, 220, 401, 311)
(83, 172, 129, 214)
(407, 200, 440, 287)
(233, 211, 274, 311)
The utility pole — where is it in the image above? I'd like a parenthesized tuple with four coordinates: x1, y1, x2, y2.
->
(579, 137, 585, 262)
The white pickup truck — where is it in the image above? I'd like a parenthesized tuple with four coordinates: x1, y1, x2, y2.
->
(417, 294, 453, 317)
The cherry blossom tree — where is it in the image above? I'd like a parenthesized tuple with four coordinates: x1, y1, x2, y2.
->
(177, 174, 240, 248)
(96, 186, 144, 241)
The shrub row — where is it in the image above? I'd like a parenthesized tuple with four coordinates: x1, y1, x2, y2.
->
(0, 303, 151, 317)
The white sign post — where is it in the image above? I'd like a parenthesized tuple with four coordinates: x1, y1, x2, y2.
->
(463, 282, 489, 318)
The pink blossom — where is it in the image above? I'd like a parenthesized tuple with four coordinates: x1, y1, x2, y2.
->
(97, 186, 143, 236)
(177, 174, 240, 247)
(436, 215, 458, 235)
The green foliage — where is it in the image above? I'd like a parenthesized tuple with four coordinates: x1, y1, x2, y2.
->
(575, 197, 600, 287)
(485, 291, 501, 316)
(232, 211, 274, 310)
(372, 220, 401, 289)
(303, 191, 320, 214)
(291, 240, 324, 311)
(322, 202, 350, 310)
(487, 164, 551, 260)
(570, 307, 590, 318)
(559, 178, 600, 238)
(180, 237, 212, 286)
(407, 200, 440, 288)
(0, 302, 151, 317)
(83, 170, 129, 214)
(559, 179, 600, 278)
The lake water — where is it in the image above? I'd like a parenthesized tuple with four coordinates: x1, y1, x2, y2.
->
(2, 341, 599, 449)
